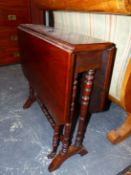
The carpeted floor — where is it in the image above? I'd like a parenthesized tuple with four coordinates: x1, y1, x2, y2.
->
(0, 64, 131, 175)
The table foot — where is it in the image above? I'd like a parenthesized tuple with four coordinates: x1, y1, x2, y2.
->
(107, 113, 131, 144)
(48, 145, 88, 172)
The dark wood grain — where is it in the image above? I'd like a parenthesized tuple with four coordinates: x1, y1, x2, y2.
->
(18, 28, 75, 124)
(18, 24, 115, 171)
(18, 24, 115, 123)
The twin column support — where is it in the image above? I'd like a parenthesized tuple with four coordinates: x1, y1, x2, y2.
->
(48, 69, 95, 171)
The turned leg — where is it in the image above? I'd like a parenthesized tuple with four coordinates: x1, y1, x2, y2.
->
(75, 69, 95, 147)
(70, 73, 78, 120)
(107, 113, 131, 144)
(23, 85, 36, 109)
(48, 69, 95, 172)
(60, 123, 71, 155)
(48, 125, 61, 159)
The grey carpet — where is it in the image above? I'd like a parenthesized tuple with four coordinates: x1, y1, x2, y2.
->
(0, 64, 131, 175)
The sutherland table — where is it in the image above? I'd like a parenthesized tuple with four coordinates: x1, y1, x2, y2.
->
(18, 24, 115, 172)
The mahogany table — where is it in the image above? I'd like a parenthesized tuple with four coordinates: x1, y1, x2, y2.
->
(18, 24, 115, 171)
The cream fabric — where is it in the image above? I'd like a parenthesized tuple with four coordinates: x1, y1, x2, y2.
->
(53, 12, 131, 101)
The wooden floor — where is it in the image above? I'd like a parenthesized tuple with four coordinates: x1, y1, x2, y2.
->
(0, 64, 131, 175)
